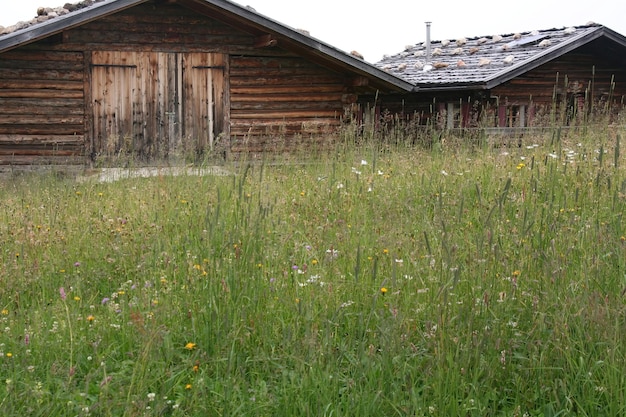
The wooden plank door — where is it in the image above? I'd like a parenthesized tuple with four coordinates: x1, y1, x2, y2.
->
(92, 51, 226, 162)
(181, 53, 226, 153)
(91, 51, 137, 158)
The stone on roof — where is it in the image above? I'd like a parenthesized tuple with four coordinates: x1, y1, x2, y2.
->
(376, 24, 603, 87)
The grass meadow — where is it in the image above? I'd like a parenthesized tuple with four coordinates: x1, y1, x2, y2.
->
(1, 126, 626, 416)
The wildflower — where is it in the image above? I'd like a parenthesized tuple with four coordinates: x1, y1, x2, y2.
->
(74, 262, 81, 267)
(512, 270, 521, 277)
(311, 259, 318, 265)
(185, 384, 192, 390)
(516, 163, 525, 170)
(300, 192, 305, 196)
(1, 309, 8, 315)
(87, 315, 95, 322)
(380, 287, 388, 295)
(59, 287, 67, 301)
(193, 365, 199, 373)
(185, 342, 196, 350)
(147, 393, 156, 401)
(6, 353, 12, 358)
(101, 297, 110, 305)
(361, 159, 368, 165)
(383, 248, 389, 254)
(24, 334, 29, 346)
(74, 296, 81, 301)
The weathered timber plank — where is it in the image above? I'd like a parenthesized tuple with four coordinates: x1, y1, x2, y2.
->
(230, 85, 345, 94)
(0, 115, 84, 125)
(229, 76, 347, 86)
(0, 68, 84, 81)
(231, 101, 342, 111)
(0, 155, 85, 165)
(231, 93, 344, 103)
(0, 125, 84, 135)
(231, 110, 340, 119)
(0, 135, 84, 145)
(0, 80, 84, 91)
(0, 90, 84, 99)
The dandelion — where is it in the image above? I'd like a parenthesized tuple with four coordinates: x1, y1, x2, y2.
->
(74, 296, 81, 301)
(380, 287, 388, 295)
(185, 384, 192, 390)
(6, 353, 12, 358)
(383, 248, 389, 254)
(516, 163, 526, 170)
(87, 315, 95, 322)
(193, 365, 199, 372)
(185, 342, 196, 350)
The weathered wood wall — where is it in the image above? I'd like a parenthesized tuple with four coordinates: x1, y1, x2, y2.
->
(0, 49, 85, 165)
(0, 0, 355, 165)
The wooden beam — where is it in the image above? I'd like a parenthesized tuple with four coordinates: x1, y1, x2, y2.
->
(254, 34, 277, 48)
(347, 76, 369, 87)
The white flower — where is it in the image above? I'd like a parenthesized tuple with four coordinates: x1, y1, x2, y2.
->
(147, 393, 156, 401)
(361, 159, 368, 165)
(441, 170, 449, 176)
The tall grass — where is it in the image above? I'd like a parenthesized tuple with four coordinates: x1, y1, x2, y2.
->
(0, 126, 625, 416)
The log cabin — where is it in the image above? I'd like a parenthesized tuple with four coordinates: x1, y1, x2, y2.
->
(0, 0, 412, 166)
(374, 23, 626, 132)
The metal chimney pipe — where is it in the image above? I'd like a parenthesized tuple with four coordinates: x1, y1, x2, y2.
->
(425, 21, 432, 63)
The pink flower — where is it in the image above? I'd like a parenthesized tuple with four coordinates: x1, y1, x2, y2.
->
(59, 287, 67, 301)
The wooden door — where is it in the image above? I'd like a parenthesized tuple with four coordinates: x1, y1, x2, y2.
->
(181, 53, 226, 153)
(91, 51, 226, 162)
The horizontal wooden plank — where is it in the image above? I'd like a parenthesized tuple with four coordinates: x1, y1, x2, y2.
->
(0, 68, 84, 81)
(0, 124, 84, 135)
(231, 85, 345, 94)
(230, 76, 345, 87)
(0, 80, 84, 91)
(0, 154, 85, 165)
(231, 110, 340, 119)
(231, 93, 344, 103)
(0, 115, 84, 125)
(231, 101, 342, 111)
(0, 90, 84, 99)
(0, 135, 84, 146)
(0, 50, 84, 63)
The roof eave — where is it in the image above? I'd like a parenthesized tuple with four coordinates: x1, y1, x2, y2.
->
(0, 0, 148, 54)
(199, 0, 414, 91)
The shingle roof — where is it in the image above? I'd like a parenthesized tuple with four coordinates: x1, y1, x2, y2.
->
(376, 24, 622, 91)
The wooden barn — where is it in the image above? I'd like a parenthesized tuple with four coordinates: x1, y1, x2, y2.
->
(0, 0, 412, 166)
(374, 23, 626, 131)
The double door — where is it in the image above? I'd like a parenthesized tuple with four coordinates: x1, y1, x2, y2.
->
(91, 51, 226, 161)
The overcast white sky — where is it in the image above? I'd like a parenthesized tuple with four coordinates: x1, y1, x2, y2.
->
(2, 0, 626, 62)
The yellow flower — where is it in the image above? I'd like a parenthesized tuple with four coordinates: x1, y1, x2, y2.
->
(383, 249, 389, 254)
(74, 296, 81, 301)
(87, 315, 95, 322)
(185, 342, 196, 350)
(185, 384, 192, 390)
(516, 163, 526, 170)
(311, 259, 318, 265)
(6, 353, 12, 358)
(512, 270, 521, 277)
(193, 365, 199, 373)
(1, 309, 8, 315)
(380, 287, 388, 295)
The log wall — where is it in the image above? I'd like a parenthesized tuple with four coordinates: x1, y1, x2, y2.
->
(0, 0, 353, 164)
(0, 50, 85, 165)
